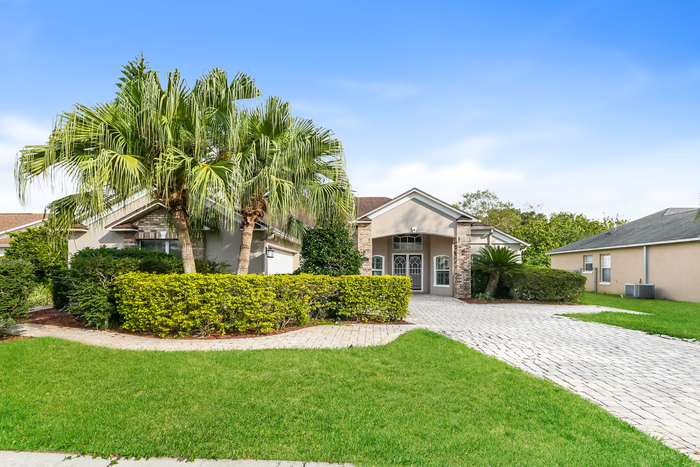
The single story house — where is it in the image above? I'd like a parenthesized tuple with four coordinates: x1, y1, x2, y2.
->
(68, 196, 300, 274)
(548, 208, 700, 302)
(355, 188, 529, 298)
(0, 213, 46, 256)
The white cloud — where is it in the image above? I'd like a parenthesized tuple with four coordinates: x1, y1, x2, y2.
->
(0, 114, 57, 212)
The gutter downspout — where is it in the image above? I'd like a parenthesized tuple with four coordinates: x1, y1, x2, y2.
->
(643, 245, 649, 284)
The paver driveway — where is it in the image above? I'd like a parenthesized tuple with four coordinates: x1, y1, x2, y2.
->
(407, 295, 700, 462)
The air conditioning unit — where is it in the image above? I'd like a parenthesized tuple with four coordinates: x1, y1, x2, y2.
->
(624, 283, 655, 299)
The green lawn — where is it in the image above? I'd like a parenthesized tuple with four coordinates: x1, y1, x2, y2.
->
(0, 330, 692, 466)
(563, 292, 700, 340)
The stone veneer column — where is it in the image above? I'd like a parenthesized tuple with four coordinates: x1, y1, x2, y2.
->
(453, 222, 472, 298)
(357, 222, 373, 276)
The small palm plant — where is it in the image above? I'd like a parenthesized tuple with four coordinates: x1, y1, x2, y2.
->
(472, 245, 524, 299)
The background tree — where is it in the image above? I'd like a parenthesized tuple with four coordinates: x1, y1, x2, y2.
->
(456, 190, 626, 266)
(4, 225, 68, 283)
(235, 97, 355, 274)
(296, 226, 363, 276)
(16, 56, 259, 273)
(472, 245, 524, 298)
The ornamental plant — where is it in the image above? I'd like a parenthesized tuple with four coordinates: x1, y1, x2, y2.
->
(296, 226, 362, 276)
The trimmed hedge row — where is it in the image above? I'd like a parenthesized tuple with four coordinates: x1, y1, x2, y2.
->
(115, 273, 411, 337)
(507, 267, 587, 302)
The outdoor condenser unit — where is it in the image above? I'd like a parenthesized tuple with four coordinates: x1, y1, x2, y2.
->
(624, 283, 655, 299)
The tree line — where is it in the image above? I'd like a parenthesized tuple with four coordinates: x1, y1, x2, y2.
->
(455, 190, 627, 266)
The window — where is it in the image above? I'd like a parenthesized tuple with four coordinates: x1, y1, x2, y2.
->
(601, 254, 611, 283)
(393, 234, 422, 250)
(435, 255, 450, 286)
(583, 255, 593, 272)
(139, 239, 182, 258)
(372, 256, 384, 276)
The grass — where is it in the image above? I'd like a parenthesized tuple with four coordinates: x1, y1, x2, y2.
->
(0, 330, 692, 466)
(563, 292, 700, 340)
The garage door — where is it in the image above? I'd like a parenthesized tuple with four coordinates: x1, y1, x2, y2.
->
(267, 249, 294, 275)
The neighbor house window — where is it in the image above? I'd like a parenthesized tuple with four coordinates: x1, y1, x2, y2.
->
(139, 239, 182, 257)
(583, 255, 593, 272)
(600, 254, 611, 282)
(435, 255, 450, 286)
(393, 234, 422, 250)
(372, 256, 384, 276)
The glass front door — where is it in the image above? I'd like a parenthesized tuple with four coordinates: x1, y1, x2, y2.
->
(394, 254, 422, 291)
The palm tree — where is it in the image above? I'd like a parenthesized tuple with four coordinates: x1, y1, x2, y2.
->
(472, 245, 524, 299)
(234, 97, 355, 274)
(15, 56, 259, 273)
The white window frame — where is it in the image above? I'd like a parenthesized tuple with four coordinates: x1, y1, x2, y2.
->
(583, 255, 593, 274)
(392, 253, 423, 292)
(434, 255, 450, 287)
(138, 239, 179, 255)
(371, 255, 384, 276)
(393, 234, 423, 250)
(600, 254, 611, 284)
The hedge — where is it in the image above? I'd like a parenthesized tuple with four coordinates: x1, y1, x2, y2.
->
(52, 247, 229, 329)
(0, 260, 36, 332)
(506, 267, 587, 302)
(115, 273, 411, 337)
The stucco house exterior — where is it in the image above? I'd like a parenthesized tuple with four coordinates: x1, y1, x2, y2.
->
(0, 213, 46, 256)
(548, 208, 700, 302)
(68, 196, 300, 274)
(354, 188, 529, 298)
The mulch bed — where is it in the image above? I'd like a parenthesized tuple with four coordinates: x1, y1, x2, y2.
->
(18, 307, 409, 340)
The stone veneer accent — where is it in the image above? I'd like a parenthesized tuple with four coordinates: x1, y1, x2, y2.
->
(357, 222, 373, 276)
(124, 208, 204, 260)
(453, 222, 472, 299)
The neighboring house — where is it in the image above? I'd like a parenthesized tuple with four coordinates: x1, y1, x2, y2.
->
(548, 208, 700, 302)
(0, 213, 46, 256)
(355, 188, 529, 298)
(68, 196, 300, 274)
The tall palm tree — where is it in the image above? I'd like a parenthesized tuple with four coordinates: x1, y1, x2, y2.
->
(472, 245, 524, 299)
(15, 56, 259, 273)
(235, 97, 355, 274)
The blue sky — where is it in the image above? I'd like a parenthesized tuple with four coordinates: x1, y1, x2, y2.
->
(1, 0, 699, 221)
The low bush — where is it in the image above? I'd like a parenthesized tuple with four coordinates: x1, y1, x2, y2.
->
(0, 260, 36, 333)
(506, 266, 587, 302)
(336, 275, 412, 322)
(52, 247, 230, 329)
(115, 273, 411, 337)
(471, 269, 510, 299)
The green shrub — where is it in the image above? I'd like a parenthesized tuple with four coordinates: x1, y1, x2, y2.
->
(506, 266, 587, 302)
(336, 275, 411, 322)
(52, 247, 230, 329)
(115, 273, 411, 337)
(4, 225, 68, 284)
(296, 227, 363, 276)
(26, 282, 53, 308)
(0, 260, 36, 332)
(471, 269, 510, 299)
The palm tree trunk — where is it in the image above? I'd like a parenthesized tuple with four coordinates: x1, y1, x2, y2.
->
(171, 207, 197, 274)
(237, 218, 256, 275)
(484, 271, 501, 298)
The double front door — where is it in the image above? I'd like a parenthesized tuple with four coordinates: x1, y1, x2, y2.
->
(393, 254, 422, 291)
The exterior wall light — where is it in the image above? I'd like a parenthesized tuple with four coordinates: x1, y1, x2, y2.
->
(266, 247, 275, 258)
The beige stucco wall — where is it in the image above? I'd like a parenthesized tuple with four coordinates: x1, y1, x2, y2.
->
(470, 227, 523, 261)
(648, 242, 700, 302)
(550, 246, 644, 296)
(371, 234, 454, 296)
(68, 197, 151, 255)
(371, 198, 457, 238)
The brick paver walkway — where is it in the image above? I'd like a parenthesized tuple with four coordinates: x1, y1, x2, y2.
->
(407, 295, 700, 462)
(7, 322, 415, 351)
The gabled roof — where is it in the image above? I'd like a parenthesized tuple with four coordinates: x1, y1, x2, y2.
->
(548, 208, 700, 255)
(472, 223, 531, 247)
(355, 188, 479, 222)
(0, 213, 45, 234)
